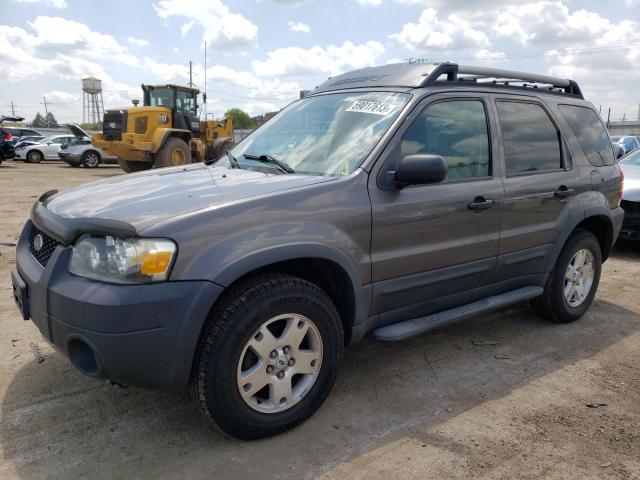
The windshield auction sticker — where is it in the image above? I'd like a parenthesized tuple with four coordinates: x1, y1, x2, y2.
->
(346, 100, 397, 116)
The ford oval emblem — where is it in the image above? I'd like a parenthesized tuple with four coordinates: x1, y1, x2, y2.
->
(33, 233, 44, 252)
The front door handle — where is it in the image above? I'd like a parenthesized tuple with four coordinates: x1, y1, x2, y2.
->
(468, 196, 494, 212)
(554, 186, 575, 198)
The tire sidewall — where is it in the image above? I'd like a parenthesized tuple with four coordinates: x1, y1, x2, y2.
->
(203, 281, 342, 437)
(550, 231, 602, 321)
(27, 150, 42, 163)
(81, 150, 100, 168)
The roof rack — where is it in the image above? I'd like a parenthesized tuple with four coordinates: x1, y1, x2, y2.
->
(421, 63, 583, 98)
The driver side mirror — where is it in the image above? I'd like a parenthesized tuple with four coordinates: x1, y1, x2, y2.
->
(394, 154, 447, 189)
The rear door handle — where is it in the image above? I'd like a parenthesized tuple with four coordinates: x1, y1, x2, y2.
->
(468, 196, 494, 212)
(554, 186, 575, 198)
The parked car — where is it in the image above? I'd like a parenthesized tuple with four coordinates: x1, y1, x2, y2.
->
(5, 127, 44, 146)
(58, 124, 117, 168)
(12, 62, 624, 439)
(14, 135, 45, 148)
(0, 116, 24, 164)
(611, 135, 639, 159)
(619, 149, 640, 240)
(13, 134, 77, 163)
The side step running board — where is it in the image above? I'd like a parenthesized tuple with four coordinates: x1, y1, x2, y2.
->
(373, 286, 543, 342)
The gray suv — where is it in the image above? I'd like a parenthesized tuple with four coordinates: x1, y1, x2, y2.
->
(12, 62, 624, 439)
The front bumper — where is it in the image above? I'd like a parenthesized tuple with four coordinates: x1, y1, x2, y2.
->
(13, 219, 223, 390)
(620, 201, 640, 240)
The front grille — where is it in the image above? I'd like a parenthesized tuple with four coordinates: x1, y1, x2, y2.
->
(29, 226, 60, 268)
(621, 200, 640, 214)
(103, 110, 127, 141)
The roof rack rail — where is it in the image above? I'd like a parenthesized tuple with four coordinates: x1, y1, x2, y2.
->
(421, 62, 583, 98)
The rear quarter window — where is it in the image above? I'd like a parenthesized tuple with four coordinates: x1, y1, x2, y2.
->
(559, 104, 615, 167)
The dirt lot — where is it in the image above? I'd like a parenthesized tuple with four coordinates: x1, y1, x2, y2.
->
(0, 160, 639, 480)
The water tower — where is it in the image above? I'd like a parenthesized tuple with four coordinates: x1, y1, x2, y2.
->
(82, 76, 105, 124)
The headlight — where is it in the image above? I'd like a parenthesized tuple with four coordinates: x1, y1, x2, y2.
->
(69, 235, 176, 284)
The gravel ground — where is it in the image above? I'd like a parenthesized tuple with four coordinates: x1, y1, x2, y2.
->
(0, 160, 639, 480)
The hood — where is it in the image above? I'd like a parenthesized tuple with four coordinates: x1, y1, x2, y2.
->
(0, 115, 24, 124)
(44, 164, 333, 231)
(66, 123, 90, 139)
(621, 163, 640, 202)
(16, 141, 38, 148)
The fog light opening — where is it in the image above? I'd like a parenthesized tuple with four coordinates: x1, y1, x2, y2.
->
(67, 338, 99, 376)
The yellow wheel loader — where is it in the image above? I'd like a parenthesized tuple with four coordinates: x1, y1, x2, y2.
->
(93, 84, 233, 173)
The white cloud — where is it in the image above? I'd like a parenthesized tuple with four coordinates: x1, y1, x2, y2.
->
(357, 0, 383, 5)
(474, 49, 506, 61)
(390, 8, 489, 52)
(44, 90, 79, 102)
(172, 47, 180, 53)
(127, 36, 149, 47)
(180, 20, 194, 36)
(13, 0, 67, 8)
(153, 0, 257, 49)
(288, 21, 310, 33)
(252, 41, 386, 77)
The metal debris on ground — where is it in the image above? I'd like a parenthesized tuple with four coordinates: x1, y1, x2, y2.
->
(30, 342, 45, 363)
(585, 402, 608, 408)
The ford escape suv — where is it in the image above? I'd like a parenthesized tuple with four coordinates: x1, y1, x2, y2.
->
(12, 62, 624, 439)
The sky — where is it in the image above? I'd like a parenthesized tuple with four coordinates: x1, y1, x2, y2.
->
(0, 0, 639, 124)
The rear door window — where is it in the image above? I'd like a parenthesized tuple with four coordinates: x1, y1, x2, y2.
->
(559, 104, 614, 166)
(496, 101, 562, 176)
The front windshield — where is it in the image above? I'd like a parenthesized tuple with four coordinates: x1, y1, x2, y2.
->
(226, 91, 409, 176)
(621, 150, 640, 166)
(149, 87, 175, 108)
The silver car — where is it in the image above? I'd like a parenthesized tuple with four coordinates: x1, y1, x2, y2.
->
(14, 134, 76, 163)
(619, 149, 640, 240)
(58, 124, 117, 168)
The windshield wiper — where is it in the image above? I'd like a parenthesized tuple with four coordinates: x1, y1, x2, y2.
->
(242, 153, 295, 174)
(207, 149, 239, 168)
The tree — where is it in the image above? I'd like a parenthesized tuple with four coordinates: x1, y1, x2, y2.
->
(224, 108, 255, 129)
(45, 112, 59, 128)
(32, 113, 46, 128)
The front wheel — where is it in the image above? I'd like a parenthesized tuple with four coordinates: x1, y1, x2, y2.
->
(154, 137, 191, 168)
(532, 229, 602, 323)
(192, 274, 343, 439)
(26, 150, 43, 164)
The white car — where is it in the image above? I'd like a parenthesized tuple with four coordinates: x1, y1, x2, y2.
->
(58, 124, 118, 168)
(13, 134, 77, 163)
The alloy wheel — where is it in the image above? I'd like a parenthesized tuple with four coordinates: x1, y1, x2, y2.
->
(236, 313, 323, 414)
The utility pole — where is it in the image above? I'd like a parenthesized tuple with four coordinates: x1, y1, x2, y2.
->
(10, 101, 16, 116)
(204, 43, 207, 119)
(189, 61, 193, 88)
(606, 107, 611, 129)
(41, 96, 49, 115)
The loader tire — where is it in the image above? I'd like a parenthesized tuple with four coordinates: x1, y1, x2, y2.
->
(117, 158, 151, 173)
(154, 137, 192, 168)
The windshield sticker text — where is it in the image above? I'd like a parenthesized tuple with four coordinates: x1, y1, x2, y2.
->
(346, 101, 396, 116)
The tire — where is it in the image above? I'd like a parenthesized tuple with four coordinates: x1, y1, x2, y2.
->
(532, 229, 602, 323)
(154, 137, 191, 168)
(192, 274, 343, 439)
(26, 150, 43, 164)
(81, 150, 101, 168)
(117, 158, 151, 173)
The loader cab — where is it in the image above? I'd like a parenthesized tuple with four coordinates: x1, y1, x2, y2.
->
(142, 84, 201, 138)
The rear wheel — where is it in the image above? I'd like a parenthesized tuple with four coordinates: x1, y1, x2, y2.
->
(117, 158, 151, 173)
(81, 150, 101, 168)
(154, 137, 191, 168)
(192, 274, 343, 439)
(532, 229, 602, 323)
(26, 150, 43, 164)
